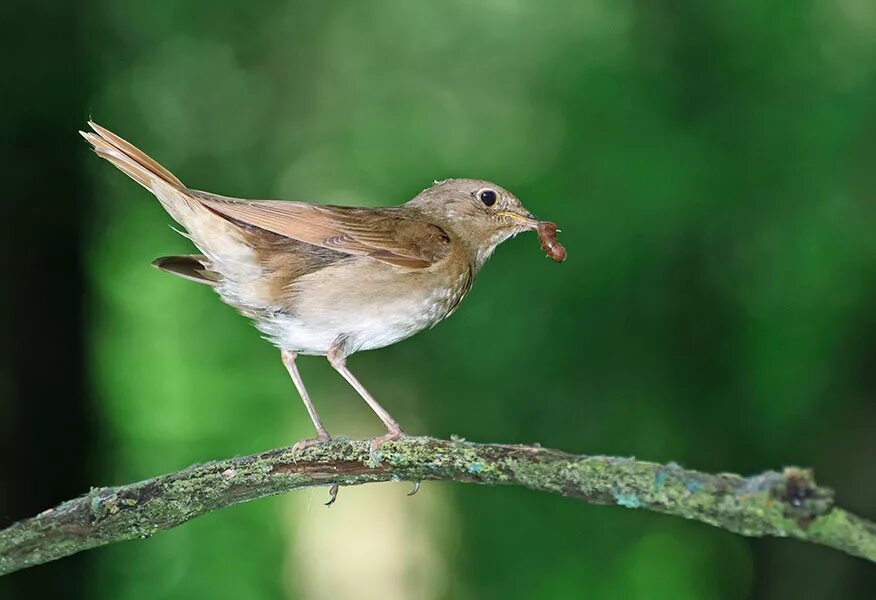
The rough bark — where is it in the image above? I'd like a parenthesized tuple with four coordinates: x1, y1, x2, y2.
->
(2, 436, 875, 575)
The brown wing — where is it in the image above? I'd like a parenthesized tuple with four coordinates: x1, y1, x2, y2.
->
(192, 193, 451, 269)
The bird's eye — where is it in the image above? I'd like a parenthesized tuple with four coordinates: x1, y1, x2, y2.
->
(478, 189, 498, 207)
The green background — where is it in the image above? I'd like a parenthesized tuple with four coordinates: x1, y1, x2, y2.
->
(3, 0, 876, 598)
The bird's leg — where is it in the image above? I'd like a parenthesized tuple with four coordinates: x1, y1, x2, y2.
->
(281, 350, 331, 459)
(327, 344, 405, 463)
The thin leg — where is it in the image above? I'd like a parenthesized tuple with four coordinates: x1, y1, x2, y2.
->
(282, 350, 331, 456)
(327, 345, 405, 461)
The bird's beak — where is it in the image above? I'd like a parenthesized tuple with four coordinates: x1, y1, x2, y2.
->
(499, 211, 541, 230)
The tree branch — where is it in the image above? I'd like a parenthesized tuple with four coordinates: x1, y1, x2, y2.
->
(2, 436, 875, 575)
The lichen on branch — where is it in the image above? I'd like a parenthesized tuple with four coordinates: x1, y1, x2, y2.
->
(1, 436, 875, 575)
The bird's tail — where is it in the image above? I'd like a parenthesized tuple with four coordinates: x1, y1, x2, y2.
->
(80, 121, 184, 191)
(80, 122, 262, 294)
(79, 121, 205, 230)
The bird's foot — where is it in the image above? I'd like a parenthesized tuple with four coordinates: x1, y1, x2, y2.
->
(292, 431, 332, 462)
(368, 429, 405, 465)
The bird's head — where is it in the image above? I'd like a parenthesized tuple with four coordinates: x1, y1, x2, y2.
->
(406, 178, 542, 269)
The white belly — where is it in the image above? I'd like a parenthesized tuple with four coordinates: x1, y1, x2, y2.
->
(250, 260, 472, 355)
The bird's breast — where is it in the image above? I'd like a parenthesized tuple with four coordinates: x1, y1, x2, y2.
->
(250, 254, 473, 355)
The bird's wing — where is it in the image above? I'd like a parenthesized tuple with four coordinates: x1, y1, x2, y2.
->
(193, 194, 451, 269)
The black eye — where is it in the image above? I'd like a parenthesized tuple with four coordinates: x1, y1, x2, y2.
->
(478, 189, 497, 207)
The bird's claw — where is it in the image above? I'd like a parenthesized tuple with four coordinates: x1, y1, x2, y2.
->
(291, 432, 332, 463)
(407, 481, 421, 496)
(368, 430, 405, 465)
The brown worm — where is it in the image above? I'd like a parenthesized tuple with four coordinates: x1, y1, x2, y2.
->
(537, 221, 566, 262)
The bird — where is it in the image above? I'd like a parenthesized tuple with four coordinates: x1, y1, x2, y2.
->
(80, 121, 564, 471)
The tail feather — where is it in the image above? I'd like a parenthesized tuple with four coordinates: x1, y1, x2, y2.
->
(80, 121, 184, 189)
(80, 130, 154, 191)
(81, 121, 265, 304)
(80, 121, 197, 227)
(152, 254, 222, 286)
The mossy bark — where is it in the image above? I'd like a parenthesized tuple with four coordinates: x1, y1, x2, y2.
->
(1, 436, 874, 575)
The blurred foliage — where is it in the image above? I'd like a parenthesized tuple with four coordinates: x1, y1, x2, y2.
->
(81, 0, 876, 598)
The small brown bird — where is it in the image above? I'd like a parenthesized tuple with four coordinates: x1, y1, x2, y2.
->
(81, 122, 564, 463)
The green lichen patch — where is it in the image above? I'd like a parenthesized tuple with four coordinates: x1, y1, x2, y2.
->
(615, 493, 642, 509)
